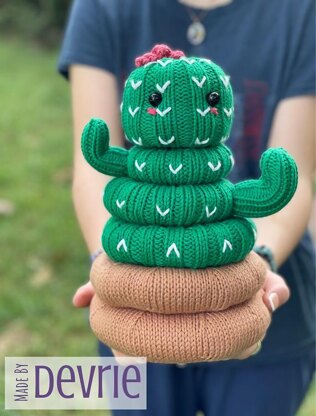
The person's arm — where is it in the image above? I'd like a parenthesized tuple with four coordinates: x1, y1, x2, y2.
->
(254, 96, 315, 267)
(70, 64, 124, 254)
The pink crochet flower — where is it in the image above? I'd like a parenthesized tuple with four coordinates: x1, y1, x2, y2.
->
(135, 44, 184, 67)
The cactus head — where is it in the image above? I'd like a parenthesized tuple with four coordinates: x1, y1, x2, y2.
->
(121, 45, 234, 148)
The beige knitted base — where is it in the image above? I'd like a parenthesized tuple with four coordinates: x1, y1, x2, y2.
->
(91, 252, 266, 314)
(90, 291, 271, 364)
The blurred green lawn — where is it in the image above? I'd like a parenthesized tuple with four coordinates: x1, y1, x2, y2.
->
(0, 38, 314, 415)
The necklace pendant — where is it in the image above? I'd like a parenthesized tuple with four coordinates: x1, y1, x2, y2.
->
(187, 21, 206, 46)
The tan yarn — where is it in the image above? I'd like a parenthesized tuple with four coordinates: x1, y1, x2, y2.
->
(91, 252, 266, 314)
(90, 291, 271, 363)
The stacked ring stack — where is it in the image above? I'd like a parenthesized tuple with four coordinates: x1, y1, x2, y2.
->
(81, 45, 298, 363)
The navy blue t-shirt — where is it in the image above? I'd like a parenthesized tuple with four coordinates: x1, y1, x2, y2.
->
(58, 0, 315, 364)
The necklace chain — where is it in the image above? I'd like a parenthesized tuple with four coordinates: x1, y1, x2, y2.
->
(185, 7, 210, 23)
(181, 4, 209, 46)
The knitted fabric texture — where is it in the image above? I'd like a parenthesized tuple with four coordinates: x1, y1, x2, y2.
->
(81, 46, 298, 268)
(104, 217, 255, 268)
(126, 145, 234, 185)
(91, 252, 266, 314)
(81, 45, 298, 363)
(90, 290, 271, 364)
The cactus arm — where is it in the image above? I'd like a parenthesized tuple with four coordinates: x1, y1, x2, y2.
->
(232, 148, 298, 218)
(81, 118, 128, 177)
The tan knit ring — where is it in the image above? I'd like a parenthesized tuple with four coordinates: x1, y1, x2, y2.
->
(90, 290, 271, 364)
(91, 252, 267, 314)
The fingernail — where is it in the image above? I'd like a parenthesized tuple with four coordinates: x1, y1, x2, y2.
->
(134, 357, 146, 364)
(251, 340, 262, 356)
(115, 356, 145, 366)
(268, 292, 279, 312)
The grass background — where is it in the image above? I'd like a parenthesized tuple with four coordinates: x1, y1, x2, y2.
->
(0, 38, 315, 415)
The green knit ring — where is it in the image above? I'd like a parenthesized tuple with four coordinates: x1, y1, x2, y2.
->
(104, 177, 234, 226)
(103, 217, 256, 268)
(81, 47, 298, 270)
(127, 145, 234, 185)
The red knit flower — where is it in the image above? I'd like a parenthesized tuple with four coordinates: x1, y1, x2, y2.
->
(135, 44, 185, 67)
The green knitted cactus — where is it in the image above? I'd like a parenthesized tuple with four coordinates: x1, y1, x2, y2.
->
(81, 45, 298, 269)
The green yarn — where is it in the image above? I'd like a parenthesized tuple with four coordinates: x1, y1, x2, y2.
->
(104, 177, 234, 226)
(127, 145, 234, 185)
(81, 118, 234, 184)
(233, 147, 298, 217)
(121, 57, 234, 149)
(81, 118, 128, 177)
(81, 46, 298, 269)
(103, 217, 256, 268)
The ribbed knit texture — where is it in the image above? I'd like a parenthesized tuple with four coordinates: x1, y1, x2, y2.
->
(90, 290, 271, 364)
(104, 217, 256, 268)
(127, 145, 234, 185)
(121, 57, 234, 149)
(233, 147, 298, 217)
(81, 118, 128, 177)
(104, 177, 234, 226)
(80, 45, 298, 363)
(81, 52, 297, 267)
(91, 252, 266, 314)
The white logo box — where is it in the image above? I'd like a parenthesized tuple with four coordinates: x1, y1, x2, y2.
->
(5, 356, 147, 410)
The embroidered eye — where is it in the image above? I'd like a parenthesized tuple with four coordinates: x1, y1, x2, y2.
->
(206, 92, 220, 107)
(149, 92, 162, 107)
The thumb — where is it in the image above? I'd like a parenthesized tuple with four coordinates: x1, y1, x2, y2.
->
(262, 269, 290, 312)
(72, 281, 95, 308)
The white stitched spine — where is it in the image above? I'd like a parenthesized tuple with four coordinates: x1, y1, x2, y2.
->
(199, 58, 212, 64)
(128, 106, 140, 117)
(156, 80, 171, 93)
(197, 107, 210, 117)
(222, 239, 233, 253)
(195, 137, 210, 145)
(117, 239, 128, 252)
(135, 160, 146, 172)
(220, 75, 230, 88)
(156, 206, 170, 217)
(132, 137, 143, 146)
(224, 107, 233, 117)
(169, 164, 183, 174)
(166, 243, 180, 258)
(192, 76, 206, 88)
(180, 57, 196, 64)
(156, 107, 172, 117)
(116, 200, 125, 209)
(158, 136, 175, 145)
(208, 161, 222, 171)
(206, 206, 217, 218)
(157, 59, 172, 67)
(131, 80, 142, 90)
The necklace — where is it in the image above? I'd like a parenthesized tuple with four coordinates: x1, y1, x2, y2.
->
(185, 7, 209, 45)
(180, 0, 233, 46)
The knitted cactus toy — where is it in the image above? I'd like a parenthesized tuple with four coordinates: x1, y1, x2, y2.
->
(82, 45, 298, 363)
